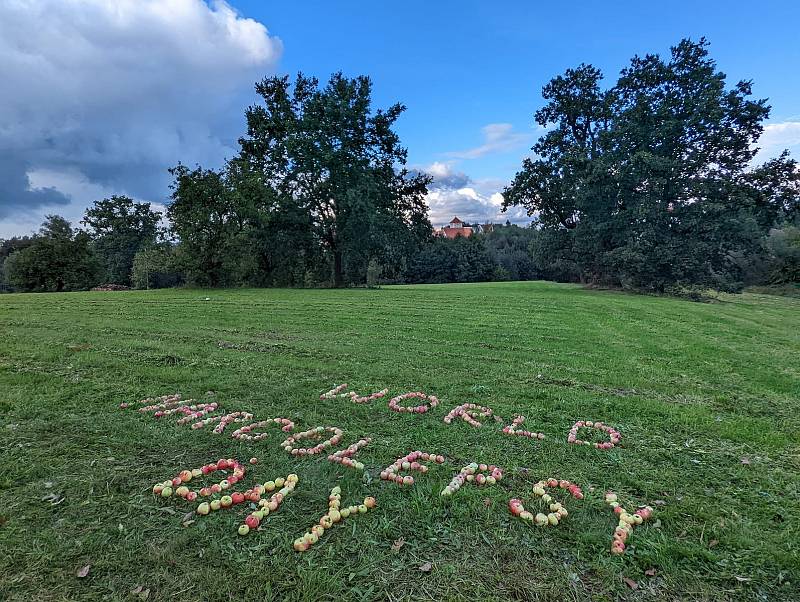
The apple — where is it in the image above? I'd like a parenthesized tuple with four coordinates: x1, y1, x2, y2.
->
(153, 484, 163, 495)
(294, 539, 307, 552)
(249, 457, 258, 465)
(161, 486, 173, 498)
(320, 516, 333, 529)
(535, 513, 548, 526)
(176, 486, 189, 497)
(265, 481, 275, 492)
(238, 524, 250, 536)
(340, 508, 351, 518)
(519, 511, 533, 521)
(232, 492, 245, 505)
(197, 502, 210, 515)
(186, 491, 198, 502)
(312, 525, 324, 537)
(245, 515, 260, 529)
(179, 470, 192, 483)
(358, 504, 368, 514)
(329, 510, 341, 523)
(364, 497, 376, 509)
(210, 500, 221, 511)
(220, 495, 233, 508)
(274, 477, 285, 488)
(547, 513, 559, 526)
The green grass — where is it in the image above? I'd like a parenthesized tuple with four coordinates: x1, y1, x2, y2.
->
(1, 281, 798, 601)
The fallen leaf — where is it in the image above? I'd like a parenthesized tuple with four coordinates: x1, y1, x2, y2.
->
(483, 498, 493, 507)
(653, 500, 666, 506)
(76, 565, 91, 578)
(740, 457, 751, 465)
(181, 511, 195, 526)
(622, 577, 639, 590)
(644, 568, 657, 577)
(709, 539, 719, 548)
(391, 537, 405, 552)
(735, 576, 751, 583)
(182, 519, 195, 528)
(419, 562, 432, 573)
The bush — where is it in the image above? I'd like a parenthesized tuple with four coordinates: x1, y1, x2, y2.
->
(765, 225, 800, 283)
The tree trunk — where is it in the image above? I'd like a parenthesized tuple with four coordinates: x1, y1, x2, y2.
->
(333, 250, 343, 288)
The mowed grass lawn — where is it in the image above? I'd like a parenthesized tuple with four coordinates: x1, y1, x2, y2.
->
(1, 282, 798, 601)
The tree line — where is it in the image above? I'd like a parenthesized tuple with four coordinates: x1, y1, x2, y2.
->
(2, 39, 798, 295)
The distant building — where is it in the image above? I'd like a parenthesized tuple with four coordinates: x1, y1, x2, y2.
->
(435, 216, 473, 238)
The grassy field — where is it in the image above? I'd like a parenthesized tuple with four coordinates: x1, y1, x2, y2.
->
(1, 281, 798, 601)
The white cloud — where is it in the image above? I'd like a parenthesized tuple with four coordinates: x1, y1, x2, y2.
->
(418, 163, 529, 227)
(0, 0, 281, 233)
(445, 123, 533, 160)
(753, 121, 800, 164)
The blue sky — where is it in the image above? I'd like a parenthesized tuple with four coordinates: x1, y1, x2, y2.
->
(248, 0, 800, 182)
(1, 0, 798, 236)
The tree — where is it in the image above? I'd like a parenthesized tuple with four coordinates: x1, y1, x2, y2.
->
(1, 236, 35, 291)
(483, 224, 539, 281)
(503, 38, 799, 292)
(407, 236, 495, 283)
(236, 72, 431, 286)
(4, 216, 102, 292)
(167, 165, 241, 287)
(131, 245, 182, 289)
(82, 195, 162, 285)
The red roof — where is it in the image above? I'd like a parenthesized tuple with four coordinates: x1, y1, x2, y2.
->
(442, 226, 472, 239)
(449, 216, 463, 224)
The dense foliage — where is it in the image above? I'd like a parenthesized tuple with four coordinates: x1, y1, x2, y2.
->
(2, 42, 798, 294)
(82, 195, 162, 286)
(2, 216, 101, 292)
(503, 38, 799, 292)
(168, 73, 432, 288)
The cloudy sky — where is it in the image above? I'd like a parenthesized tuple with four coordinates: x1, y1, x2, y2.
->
(1, 0, 799, 237)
